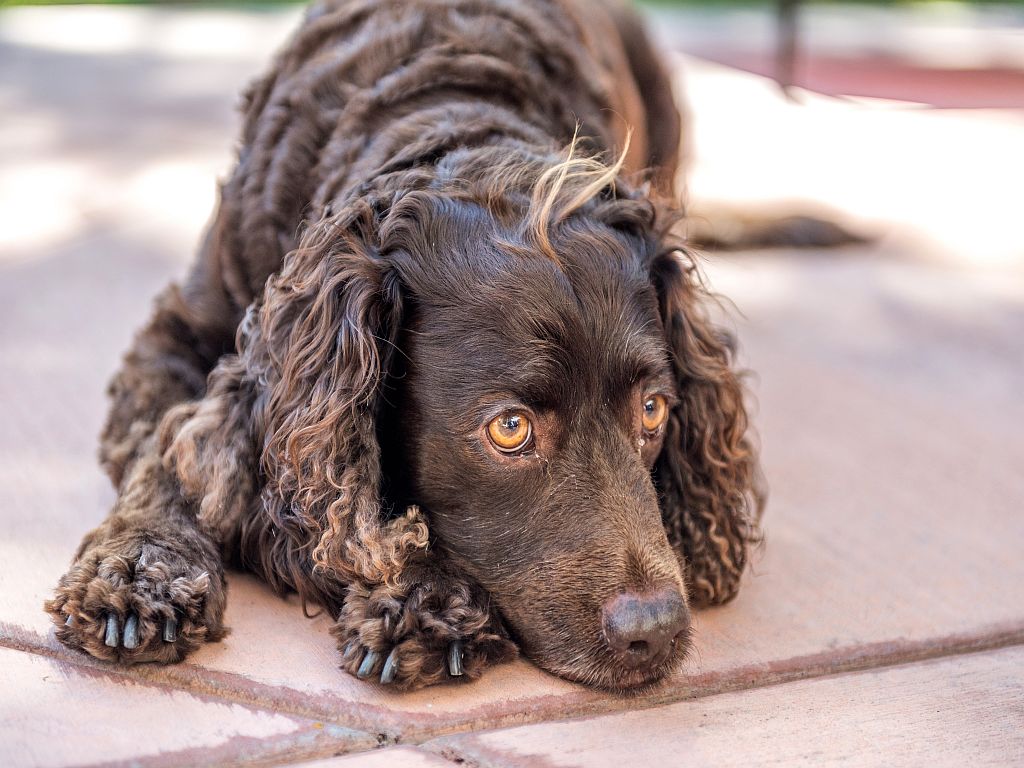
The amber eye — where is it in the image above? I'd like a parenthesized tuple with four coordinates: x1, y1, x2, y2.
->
(487, 411, 533, 453)
(641, 395, 668, 433)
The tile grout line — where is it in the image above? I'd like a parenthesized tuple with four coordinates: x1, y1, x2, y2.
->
(251, 626, 1024, 768)
(71, 727, 382, 768)
(0, 621, 397, 738)
(412, 631, 1024, 768)
(3, 619, 1024, 753)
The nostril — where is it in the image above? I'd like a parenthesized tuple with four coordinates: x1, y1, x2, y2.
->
(602, 586, 690, 669)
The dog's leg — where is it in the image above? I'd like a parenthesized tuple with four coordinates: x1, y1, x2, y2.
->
(98, 190, 269, 489)
(332, 551, 517, 689)
(46, 438, 227, 663)
(46, 351, 261, 661)
(50, 192, 264, 662)
(98, 282, 231, 487)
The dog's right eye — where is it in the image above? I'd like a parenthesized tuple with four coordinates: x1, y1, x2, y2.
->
(487, 412, 533, 453)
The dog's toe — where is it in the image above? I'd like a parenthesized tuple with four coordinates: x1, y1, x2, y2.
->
(356, 649, 380, 679)
(447, 640, 464, 677)
(380, 647, 400, 684)
(104, 613, 120, 648)
(122, 613, 140, 649)
(162, 616, 178, 643)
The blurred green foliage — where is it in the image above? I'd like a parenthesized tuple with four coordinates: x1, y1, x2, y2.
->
(640, 0, 1024, 5)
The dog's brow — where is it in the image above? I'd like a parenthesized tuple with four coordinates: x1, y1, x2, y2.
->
(499, 356, 570, 406)
(488, 332, 671, 408)
(621, 317, 670, 373)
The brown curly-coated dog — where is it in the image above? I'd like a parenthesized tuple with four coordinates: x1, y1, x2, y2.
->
(46, 0, 763, 691)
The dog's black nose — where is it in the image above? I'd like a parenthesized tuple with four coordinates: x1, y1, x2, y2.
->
(601, 586, 690, 668)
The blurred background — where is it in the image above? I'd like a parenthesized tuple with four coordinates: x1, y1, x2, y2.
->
(3, 0, 1024, 273)
(3, 0, 1024, 268)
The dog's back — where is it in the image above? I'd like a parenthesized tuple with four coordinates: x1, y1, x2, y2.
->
(207, 0, 678, 309)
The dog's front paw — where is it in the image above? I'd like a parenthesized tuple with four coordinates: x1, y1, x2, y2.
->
(45, 534, 226, 664)
(332, 566, 517, 689)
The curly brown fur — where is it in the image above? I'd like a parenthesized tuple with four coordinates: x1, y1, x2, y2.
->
(650, 245, 766, 606)
(48, 0, 761, 690)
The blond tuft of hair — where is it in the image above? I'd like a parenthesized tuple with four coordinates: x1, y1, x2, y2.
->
(527, 127, 632, 264)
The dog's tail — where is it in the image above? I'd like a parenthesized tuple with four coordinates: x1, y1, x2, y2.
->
(683, 199, 871, 251)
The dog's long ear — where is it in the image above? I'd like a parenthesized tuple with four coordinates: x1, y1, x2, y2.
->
(252, 199, 428, 606)
(650, 246, 764, 606)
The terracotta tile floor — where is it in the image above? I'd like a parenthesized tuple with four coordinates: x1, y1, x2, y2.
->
(1, 6, 1022, 767)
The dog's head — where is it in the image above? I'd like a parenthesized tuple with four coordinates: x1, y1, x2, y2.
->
(255, 143, 761, 690)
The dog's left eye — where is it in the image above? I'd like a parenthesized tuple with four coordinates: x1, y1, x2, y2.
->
(641, 395, 669, 433)
(487, 411, 533, 453)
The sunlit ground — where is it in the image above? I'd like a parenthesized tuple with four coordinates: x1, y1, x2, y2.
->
(682, 56, 1024, 270)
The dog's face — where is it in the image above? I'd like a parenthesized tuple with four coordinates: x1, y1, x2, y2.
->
(258, 159, 757, 691)
(381, 196, 692, 689)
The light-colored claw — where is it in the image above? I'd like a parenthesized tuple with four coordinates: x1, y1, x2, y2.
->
(163, 617, 178, 643)
(104, 614, 119, 648)
(357, 649, 380, 679)
(448, 641, 464, 677)
(123, 614, 140, 649)
(380, 648, 399, 684)
(342, 642, 356, 661)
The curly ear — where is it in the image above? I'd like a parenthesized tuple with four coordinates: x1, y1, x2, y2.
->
(246, 201, 428, 607)
(651, 247, 764, 607)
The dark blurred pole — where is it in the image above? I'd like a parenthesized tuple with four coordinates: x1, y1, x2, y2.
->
(777, 0, 799, 100)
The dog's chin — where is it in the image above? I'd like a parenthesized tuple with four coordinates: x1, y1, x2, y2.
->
(533, 637, 690, 694)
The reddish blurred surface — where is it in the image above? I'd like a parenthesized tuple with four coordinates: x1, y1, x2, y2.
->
(707, 53, 1024, 108)
(656, 2, 1024, 108)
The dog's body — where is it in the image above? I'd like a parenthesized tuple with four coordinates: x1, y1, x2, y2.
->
(47, 0, 761, 690)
